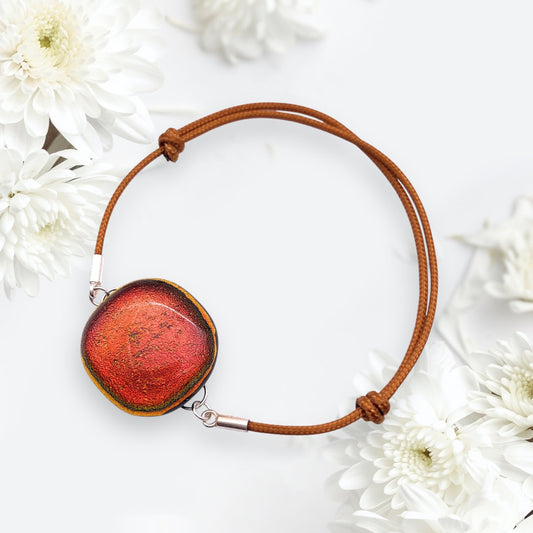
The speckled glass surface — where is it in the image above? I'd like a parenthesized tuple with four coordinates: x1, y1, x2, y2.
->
(81, 279, 217, 415)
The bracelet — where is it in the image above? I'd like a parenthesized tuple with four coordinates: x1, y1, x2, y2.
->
(81, 103, 438, 436)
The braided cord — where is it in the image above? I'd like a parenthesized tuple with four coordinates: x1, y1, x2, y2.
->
(93, 103, 438, 436)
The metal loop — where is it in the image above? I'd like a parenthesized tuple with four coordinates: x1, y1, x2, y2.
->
(186, 389, 220, 428)
(201, 409, 218, 428)
(192, 398, 211, 420)
(89, 286, 114, 306)
(181, 386, 207, 411)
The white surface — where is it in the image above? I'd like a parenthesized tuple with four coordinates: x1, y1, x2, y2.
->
(2, 1, 533, 532)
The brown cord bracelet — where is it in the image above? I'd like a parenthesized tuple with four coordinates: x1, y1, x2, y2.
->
(81, 102, 438, 436)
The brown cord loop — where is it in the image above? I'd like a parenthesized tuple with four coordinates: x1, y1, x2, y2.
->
(356, 391, 391, 424)
(94, 102, 438, 436)
(158, 128, 185, 162)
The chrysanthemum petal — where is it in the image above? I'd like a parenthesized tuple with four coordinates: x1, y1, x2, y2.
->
(359, 482, 389, 510)
(339, 461, 374, 491)
(401, 481, 453, 514)
(0, 105, 23, 124)
(90, 84, 136, 115)
(50, 98, 88, 136)
(0, 147, 22, 176)
(20, 150, 49, 180)
(111, 98, 153, 143)
(61, 122, 103, 158)
(103, 56, 163, 94)
(23, 103, 49, 138)
(10, 194, 30, 212)
(32, 88, 55, 115)
(504, 442, 533, 475)
(2, 121, 44, 157)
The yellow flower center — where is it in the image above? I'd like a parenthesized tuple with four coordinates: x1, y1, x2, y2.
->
(15, 1, 84, 75)
(31, 3, 77, 66)
(503, 366, 533, 414)
(38, 221, 56, 237)
(393, 440, 434, 477)
(517, 374, 533, 400)
(414, 447, 433, 467)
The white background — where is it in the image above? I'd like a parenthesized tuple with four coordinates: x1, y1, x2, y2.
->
(2, 1, 533, 532)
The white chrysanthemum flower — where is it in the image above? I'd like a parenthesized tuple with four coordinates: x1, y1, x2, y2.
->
(326, 343, 502, 527)
(192, 0, 325, 63)
(400, 481, 532, 533)
(439, 196, 533, 359)
(331, 481, 532, 533)
(469, 332, 533, 438)
(461, 196, 533, 313)
(0, 0, 163, 155)
(0, 130, 116, 297)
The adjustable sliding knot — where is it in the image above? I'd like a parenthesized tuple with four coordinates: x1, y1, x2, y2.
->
(159, 128, 185, 162)
(356, 391, 390, 424)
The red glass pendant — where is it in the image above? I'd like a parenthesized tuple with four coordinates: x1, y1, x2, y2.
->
(81, 279, 217, 416)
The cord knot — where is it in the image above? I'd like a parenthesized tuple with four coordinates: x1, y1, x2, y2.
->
(356, 391, 390, 424)
(159, 128, 185, 162)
